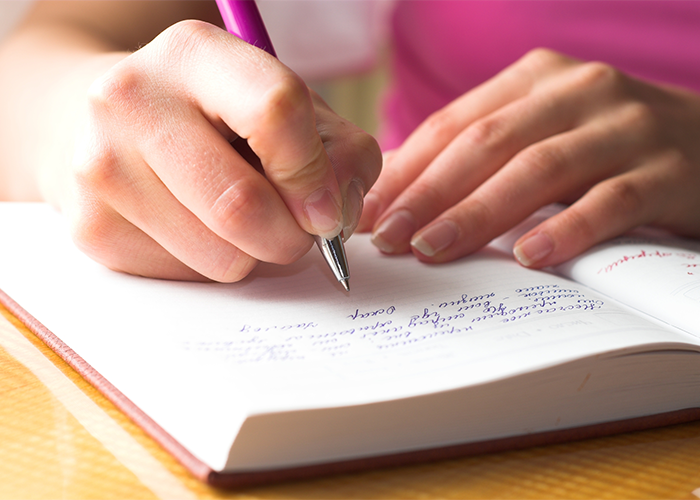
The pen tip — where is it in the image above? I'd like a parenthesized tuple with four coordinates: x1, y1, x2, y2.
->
(341, 279, 350, 292)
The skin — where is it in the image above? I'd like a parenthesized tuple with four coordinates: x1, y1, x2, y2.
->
(3, 3, 699, 278)
(0, 1, 381, 282)
(358, 48, 700, 268)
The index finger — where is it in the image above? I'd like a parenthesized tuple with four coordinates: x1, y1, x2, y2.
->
(179, 22, 345, 239)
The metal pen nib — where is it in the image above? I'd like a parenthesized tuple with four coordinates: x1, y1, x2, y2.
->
(314, 235, 350, 292)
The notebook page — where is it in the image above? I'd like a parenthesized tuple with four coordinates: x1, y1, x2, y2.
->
(0, 202, 697, 471)
(555, 234, 700, 336)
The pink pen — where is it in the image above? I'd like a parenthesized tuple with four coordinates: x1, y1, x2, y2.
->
(215, 0, 277, 57)
(214, 0, 350, 292)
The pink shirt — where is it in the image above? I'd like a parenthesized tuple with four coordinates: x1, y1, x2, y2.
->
(380, 1, 700, 150)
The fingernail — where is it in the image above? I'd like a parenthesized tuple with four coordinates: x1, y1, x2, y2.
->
(514, 232, 554, 266)
(371, 209, 417, 253)
(342, 179, 365, 239)
(303, 187, 343, 238)
(411, 220, 459, 257)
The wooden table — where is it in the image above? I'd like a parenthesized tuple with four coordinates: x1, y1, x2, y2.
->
(2, 303, 699, 500)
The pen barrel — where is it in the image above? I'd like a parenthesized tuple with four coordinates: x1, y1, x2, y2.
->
(215, 0, 278, 57)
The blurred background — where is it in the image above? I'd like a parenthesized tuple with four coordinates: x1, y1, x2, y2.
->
(259, 0, 393, 138)
(0, 0, 390, 140)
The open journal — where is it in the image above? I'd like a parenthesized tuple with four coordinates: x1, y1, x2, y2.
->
(1, 202, 699, 487)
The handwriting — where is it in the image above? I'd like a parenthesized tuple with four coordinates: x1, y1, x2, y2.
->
(182, 340, 304, 363)
(597, 249, 686, 274)
(348, 306, 396, 320)
(182, 283, 607, 365)
(438, 293, 495, 308)
(240, 322, 317, 333)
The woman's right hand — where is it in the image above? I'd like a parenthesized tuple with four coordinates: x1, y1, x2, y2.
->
(42, 20, 381, 282)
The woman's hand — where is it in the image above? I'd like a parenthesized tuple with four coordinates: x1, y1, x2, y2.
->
(358, 48, 700, 267)
(44, 20, 381, 282)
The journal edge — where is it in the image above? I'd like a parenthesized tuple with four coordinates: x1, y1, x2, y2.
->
(2, 287, 700, 489)
(0, 288, 212, 481)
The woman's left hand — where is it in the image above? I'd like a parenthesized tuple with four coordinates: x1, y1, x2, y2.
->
(357, 49, 700, 267)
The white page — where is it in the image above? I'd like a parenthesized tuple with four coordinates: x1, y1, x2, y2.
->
(555, 233, 700, 335)
(0, 202, 697, 471)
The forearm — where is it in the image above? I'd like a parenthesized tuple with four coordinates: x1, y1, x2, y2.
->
(0, 20, 121, 202)
(0, 1, 220, 202)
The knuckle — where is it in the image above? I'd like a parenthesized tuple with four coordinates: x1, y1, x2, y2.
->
(422, 108, 460, 141)
(207, 178, 267, 235)
(598, 176, 645, 214)
(520, 48, 565, 71)
(619, 101, 657, 134)
(69, 208, 121, 264)
(208, 252, 258, 283)
(72, 145, 122, 197)
(255, 72, 310, 128)
(361, 135, 384, 187)
(87, 64, 147, 119)
(338, 128, 383, 187)
(324, 126, 383, 192)
(279, 242, 311, 266)
(353, 129, 383, 165)
(274, 142, 328, 189)
(558, 207, 597, 243)
(464, 196, 496, 233)
(157, 19, 217, 60)
(249, 75, 323, 185)
(87, 21, 215, 117)
(513, 142, 568, 183)
(664, 149, 694, 179)
(271, 136, 332, 194)
(407, 181, 445, 210)
(574, 61, 624, 91)
(512, 49, 575, 90)
(462, 115, 509, 149)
